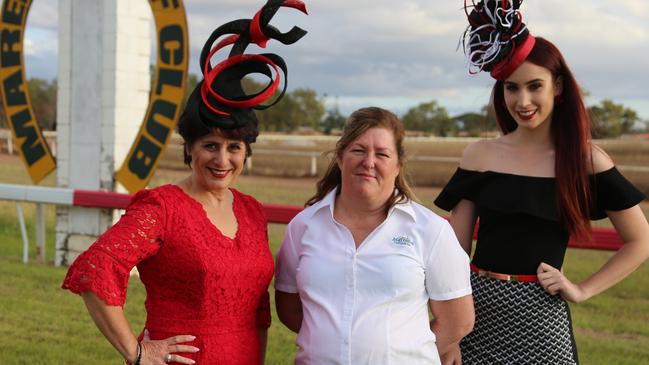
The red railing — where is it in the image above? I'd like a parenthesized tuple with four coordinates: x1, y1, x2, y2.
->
(0, 184, 626, 252)
(74, 190, 624, 251)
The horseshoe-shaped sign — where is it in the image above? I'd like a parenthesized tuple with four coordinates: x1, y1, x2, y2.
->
(0, 0, 55, 183)
(0, 0, 188, 193)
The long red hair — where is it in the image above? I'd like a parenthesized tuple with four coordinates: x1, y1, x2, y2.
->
(492, 37, 592, 240)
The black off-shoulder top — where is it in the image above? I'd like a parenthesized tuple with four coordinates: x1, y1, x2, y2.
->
(434, 167, 645, 274)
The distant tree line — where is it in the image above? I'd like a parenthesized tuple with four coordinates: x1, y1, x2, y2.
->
(0, 75, 647, 139)
(401, 98, 646, 138)
(0, 78, 57, 131)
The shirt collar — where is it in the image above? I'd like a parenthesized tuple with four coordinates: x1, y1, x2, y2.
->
(390, 200, 417, 222)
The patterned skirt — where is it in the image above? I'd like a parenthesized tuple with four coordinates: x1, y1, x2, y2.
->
(461, 272, 579, 365)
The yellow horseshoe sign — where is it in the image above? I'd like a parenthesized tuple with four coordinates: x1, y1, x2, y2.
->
(0, 0, 55, 183)
(0, 0, 188, 192)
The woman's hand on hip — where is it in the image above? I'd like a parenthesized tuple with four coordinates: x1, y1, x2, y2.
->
(140, 329, 199, 365)
(440, 342, 463, 365)
(537, 262, 589, 303)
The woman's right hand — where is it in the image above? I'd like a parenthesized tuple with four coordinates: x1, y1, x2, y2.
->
(139, 329, 199, 365)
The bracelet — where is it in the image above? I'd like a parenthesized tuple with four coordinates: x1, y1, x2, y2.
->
(133, 342, 142, 365)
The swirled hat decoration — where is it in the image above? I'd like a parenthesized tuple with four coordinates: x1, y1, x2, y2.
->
(185, 0, 308, 131)
(461, 0, 535, 80)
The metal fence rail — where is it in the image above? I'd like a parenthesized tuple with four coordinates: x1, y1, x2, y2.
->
(0, 183, 628, 265)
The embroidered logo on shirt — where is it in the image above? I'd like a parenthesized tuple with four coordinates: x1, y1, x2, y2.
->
(392, 235, 414, 247)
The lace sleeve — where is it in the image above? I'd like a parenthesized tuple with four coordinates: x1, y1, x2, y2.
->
(61, 189, 166, 306)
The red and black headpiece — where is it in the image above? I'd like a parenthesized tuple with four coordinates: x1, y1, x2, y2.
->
(461, 0, 535, 80)
(185, 0, 308, 132)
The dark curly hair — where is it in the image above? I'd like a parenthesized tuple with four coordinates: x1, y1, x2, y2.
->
(176, 108, 259, 167)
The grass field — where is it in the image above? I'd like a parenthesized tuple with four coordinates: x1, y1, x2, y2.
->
(1, 154, 649, 364)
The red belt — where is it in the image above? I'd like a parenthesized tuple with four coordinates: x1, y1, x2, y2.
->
(470, 263, 538, 282)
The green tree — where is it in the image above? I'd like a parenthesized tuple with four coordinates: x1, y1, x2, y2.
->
(482, 104, 499, 132)
(402, 100, 455, 136)
(257, 93, 295, 131)
(0, 78, 57, 131)
(288, 88, 325, 130)
(589, 99, 639, 138)
(257, 87, 325, 132)
(453, 112, 482, 135)
(28, 78, 57, 130)
(320, 105, 346, 134)
(453, 109, 498, 137)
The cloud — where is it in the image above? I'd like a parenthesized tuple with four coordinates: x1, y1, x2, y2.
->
(16, 0, 649, 119)
(527, 1, 648, 46)
(26, 1, 58, 29)
(24, 38, 34, 56)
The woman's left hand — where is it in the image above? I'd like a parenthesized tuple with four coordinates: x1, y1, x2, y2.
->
(439, 343, 462, 365)
(139, 329, 198, 365)
(537, 262, 589, 303)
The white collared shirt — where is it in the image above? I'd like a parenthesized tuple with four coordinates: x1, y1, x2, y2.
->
(275, 189, 472, 365)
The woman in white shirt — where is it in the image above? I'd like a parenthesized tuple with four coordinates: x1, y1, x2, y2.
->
(275, 107, 475, 365)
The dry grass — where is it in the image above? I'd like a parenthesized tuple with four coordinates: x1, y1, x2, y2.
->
(594, 139, 649, 165)
(158, 135, 649, 195)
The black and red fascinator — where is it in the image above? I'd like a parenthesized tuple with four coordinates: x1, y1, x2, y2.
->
(184, 0, 308, 133)
(461, 0, 535, 80)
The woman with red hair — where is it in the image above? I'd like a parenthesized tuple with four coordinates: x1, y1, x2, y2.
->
(435, 1, 649, 364)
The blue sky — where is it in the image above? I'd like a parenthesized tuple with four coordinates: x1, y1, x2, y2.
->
(24, 0, 649, 121)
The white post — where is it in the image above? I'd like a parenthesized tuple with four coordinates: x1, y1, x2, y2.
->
(310, 153, 317, 176)
(46, 132, 57, 158)
(7, 132, 13, 155)
(36, 203, 45, 263)
(16, 202, 29, 264)
(55, 0, 151, 266)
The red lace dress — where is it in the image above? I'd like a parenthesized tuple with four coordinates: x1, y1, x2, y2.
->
(62, 185, 274, 364)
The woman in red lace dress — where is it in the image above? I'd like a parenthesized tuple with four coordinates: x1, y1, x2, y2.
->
(62, 1, 307, 364)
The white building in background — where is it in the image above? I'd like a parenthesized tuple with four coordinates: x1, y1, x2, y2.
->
(55, 0, 151, 266)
